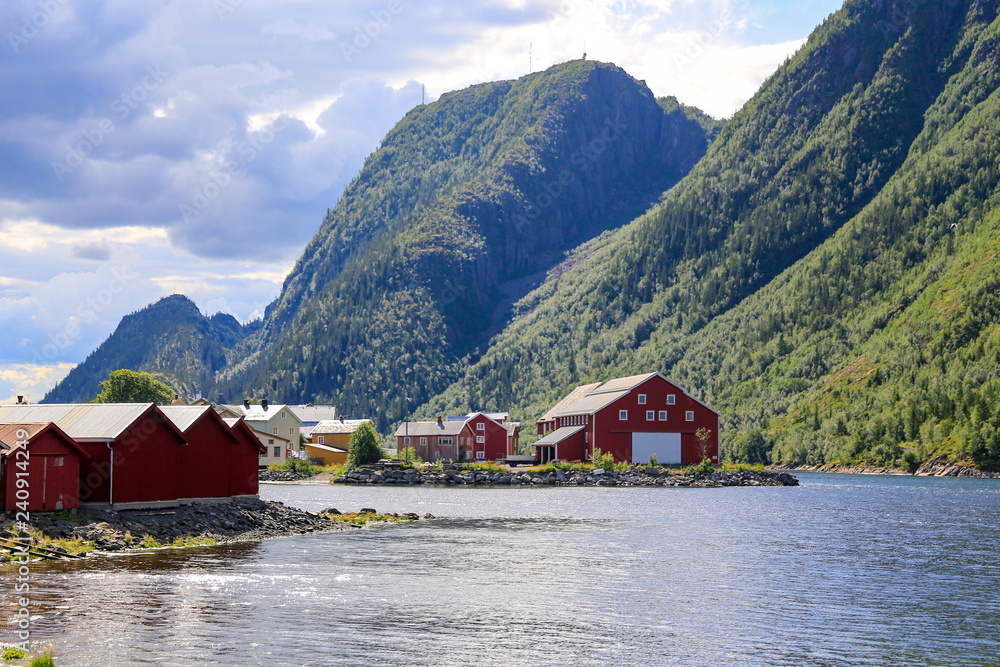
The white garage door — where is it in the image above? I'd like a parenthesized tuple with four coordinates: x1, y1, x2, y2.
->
(632, 432, 682, 464)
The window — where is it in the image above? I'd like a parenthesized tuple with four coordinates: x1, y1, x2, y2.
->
(289, 427, 294, 436)
(686, 411, 694, 421)
(273, 446, 281, 458)
(667, 394, 676, 405)
(476, 435, 485, 444)
(477, 422, 485, 431)
(440, 437, 453, 446)
(272, 426, 278, 435)
(404, 436, 411, 445)
(659, 411, 668, 421)
(318, 436, 325, 445)
(420, 437, 427, 445)
(619, 410, 628, 420)
(646, 410, 655, 421)
(53, 456, 63, 467)
(281, 411, 286, 419)
(638, 394, 647, 405)
(268, 439, 274, 444)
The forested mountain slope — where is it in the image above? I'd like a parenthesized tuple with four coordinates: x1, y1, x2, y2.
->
(428, 0, 1000, 469)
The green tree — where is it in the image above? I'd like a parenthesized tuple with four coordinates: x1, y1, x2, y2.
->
(346, 423, 385, 469)
(92, 369, 173, 405)
(695, 428, 714, 464)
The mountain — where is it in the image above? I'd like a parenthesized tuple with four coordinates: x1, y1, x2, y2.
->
(46, 61, 718, 424)
(43, 295, 256, 403)
(426, 0, 1000, 469)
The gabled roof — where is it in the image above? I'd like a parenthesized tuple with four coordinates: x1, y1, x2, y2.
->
(541, 372, 721, 419)
(394, 421, 470, 437)
(304, 442, 348, 454)
(534, 425, 584, 447)
(504, 422, 521, 435)
(160, 405, 212, 432)
(287, 405, 338, 423)
(312, 419, 372, 435)
(0, 403, 185, 441)
(0, 422, 91, 458)
(224, 404, 302, 423)
(223, 418, 268, 453)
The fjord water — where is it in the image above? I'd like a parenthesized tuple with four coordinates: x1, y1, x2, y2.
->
(24, 474, 1000, 666)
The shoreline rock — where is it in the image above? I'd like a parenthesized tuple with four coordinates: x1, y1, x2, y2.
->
(333, 466, 798, 488)
(773, 457, 1000, 479)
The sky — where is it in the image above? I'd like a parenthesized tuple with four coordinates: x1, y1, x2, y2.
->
(0, 0, 845, 403)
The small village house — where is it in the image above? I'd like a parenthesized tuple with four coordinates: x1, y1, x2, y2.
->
(535, 373, 720, 465)
(395, 412, 520, 462)
(306, 419, 373, 466)
(219, 401, 302, 467)
(223, 418, 267, 496)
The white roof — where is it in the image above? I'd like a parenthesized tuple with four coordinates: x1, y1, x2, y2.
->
(534, 425, 585, 446)
(394, 421, 468, 437)
(0, 403, 155, 440)
(312, 419, 372, 435)
(287, 405, 338, 423)
(159, 405, 212, 432)
(224, 404, 301, 423)
(305, 442, 348, 454)
(541, 372, 720, 420)
(540, 383, 601, 421)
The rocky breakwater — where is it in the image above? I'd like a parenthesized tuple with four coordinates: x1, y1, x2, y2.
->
(335, 466, 799, 488)
(0, 497, 352, 560)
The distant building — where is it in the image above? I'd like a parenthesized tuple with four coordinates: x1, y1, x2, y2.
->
(535, 373, 720, 465)
(395, 412, 521, 462)
(306, 419, 373, 466)
(221, 401, 302, 466)
(287, 405, 339, 440)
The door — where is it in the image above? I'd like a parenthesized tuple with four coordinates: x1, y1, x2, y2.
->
(631, 432, 682, 464)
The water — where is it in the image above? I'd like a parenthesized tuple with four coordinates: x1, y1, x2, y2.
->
(9, 474, 1000, 666)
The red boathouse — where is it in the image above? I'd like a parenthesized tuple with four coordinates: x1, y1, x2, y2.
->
(0, 422, 89, 512)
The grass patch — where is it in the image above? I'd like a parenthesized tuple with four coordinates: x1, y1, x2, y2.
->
(320, 511, 416, 526)
(268, 457, 323, 477)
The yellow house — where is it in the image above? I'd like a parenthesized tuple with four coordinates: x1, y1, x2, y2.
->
(305, 419, 374, 466)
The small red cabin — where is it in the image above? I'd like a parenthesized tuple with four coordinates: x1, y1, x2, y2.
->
(0, 422, 89, 512)
(225, 418, 266, 496)
(162, 406, 241, 501)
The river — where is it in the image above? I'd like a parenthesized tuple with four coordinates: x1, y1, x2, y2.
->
(9, 473, 1000, 666)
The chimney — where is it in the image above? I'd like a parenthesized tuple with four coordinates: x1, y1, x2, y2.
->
(244, 399, 251, 410)
(262, 399, 269, 410)
(17, 395, 24, 404)
(437, 416, 442, 425)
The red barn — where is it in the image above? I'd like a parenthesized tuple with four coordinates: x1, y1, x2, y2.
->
(162, 406, 240, 501)
(224, 418, 266, 496)
(0, 403, 187, 509)
(535, 373, 720, 465)
(463, 413, 518, 462)
(0, 422, 89, 511)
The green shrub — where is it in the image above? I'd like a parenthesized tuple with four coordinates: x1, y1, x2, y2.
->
(2, 648, 28, 661)
(346, 423, 385, 469)
(30, 654, 56, 667)
(268, 457, 322, 476)
(591, 448, 615, 470)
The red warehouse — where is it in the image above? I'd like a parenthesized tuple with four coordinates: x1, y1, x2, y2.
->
(162, 406, 241, 501)
(396, 412, 522, 463)
(461, 413, 520, 462)
(224, 418, 266, 496)
(0, 403, 187, 509)
(0, 422, 89, 512)
(535, 373, 720, 465)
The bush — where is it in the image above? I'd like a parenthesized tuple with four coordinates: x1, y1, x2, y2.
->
(591, 448, 615, 470)
(268, 457, 322, 477)
(30, 654, 56, 667)
(2, 648, 28, 661)
(346, 423, 385, 469)
(394, 446, 423, 463)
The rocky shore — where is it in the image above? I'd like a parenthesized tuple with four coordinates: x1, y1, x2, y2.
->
(0, 497, 405, 562)
(335, 465, 799, 488)
(775, 456, 1000, 478)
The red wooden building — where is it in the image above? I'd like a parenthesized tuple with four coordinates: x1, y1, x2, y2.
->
(161, 406, 241, 501)
(395, 412, 521, 462)
(0, 422, 89, 511)
(224, 417, 267, 496)
(394, 417, 472, 462)
(535, 373, 720, 465)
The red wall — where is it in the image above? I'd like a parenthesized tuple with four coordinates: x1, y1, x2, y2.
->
(230, 422, 263, 496)
(465, 414, 508, 461)
(177, 412, 237, 499)
(78, 409, 184, 504)
(591, 376, 719, 464)
(2, 429, 82, 512)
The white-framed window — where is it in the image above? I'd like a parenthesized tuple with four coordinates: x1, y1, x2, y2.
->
(667, 394, 676, 405)
(659, 411, 668, 421)
(268, 439, 274, 444)
(404, 436, 411, 445)
(289, 427, 294, 436)
(477, 422, 485, 431)
(318, 436, 325, 444)
(281, 411, 286, 419)
(646, 410, 655, 421)
(420, 437, 427, 445)
(686, 411, 695, 421)
(273, 446, 281, 457)
(272, 426, 278, 435)
(638, 394, 647, 405)
(619, 410, 628, 420)
(440, 437, 453, 446)
(476, 435, 485, 444)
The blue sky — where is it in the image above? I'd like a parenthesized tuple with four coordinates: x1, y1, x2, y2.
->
(0, 0, 844, 403)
